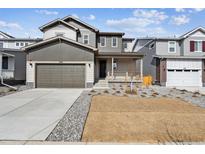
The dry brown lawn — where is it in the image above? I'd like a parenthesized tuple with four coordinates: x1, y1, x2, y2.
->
(82, 96, 205, 143)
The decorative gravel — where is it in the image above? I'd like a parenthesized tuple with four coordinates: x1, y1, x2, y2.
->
(46, 90, 92, 142)
(91, 83, 205, 108)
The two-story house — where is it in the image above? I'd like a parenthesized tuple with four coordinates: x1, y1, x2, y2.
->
(0, 31, 41, 84)
(23, 16, 143, 88)
(134, 27, 205, 87)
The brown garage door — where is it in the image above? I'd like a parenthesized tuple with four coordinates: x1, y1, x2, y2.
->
(36, 64, 85, 88)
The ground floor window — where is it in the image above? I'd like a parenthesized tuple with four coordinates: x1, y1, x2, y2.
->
(2, 57, 8, 69)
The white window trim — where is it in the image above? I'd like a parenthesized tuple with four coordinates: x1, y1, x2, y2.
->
(111, 37, 118, 48)
(192, 40, 203, 52)
(100, 37, 106, 47)
(83, 34, 89, 45)
(168, 41, 177, 53)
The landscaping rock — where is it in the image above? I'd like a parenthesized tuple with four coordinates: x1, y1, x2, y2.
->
(46, 90, 92, 142)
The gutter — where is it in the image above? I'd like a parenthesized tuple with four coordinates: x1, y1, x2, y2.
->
(0, 76, 17, 91)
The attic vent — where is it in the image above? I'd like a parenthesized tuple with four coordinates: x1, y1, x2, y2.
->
(55, 32, 65, 37)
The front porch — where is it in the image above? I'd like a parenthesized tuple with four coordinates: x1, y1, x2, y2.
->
(95, 53, 143, 83)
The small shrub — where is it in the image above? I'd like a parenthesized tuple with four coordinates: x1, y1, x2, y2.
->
(112, 88, 116, 90)
(142, 92, 147, 95)
(141, 94, 146, 97)
(193, 91, 200, 95)
(152, 92, 159, 95)
(151, 94, 157, 97)
(192, 94, 198, 98)
(103, 90, 109, 94)
(162, 95, 167, 97)
(116, 91, 121, 94)
(125, 88, 137, 95)
(180, 89, 188, 93)
(90, 90, 96, 93)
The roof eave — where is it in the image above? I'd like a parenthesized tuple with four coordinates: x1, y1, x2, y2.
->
(23, 36, 98, 52)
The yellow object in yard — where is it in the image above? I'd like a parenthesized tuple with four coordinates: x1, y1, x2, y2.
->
(143, 75, 152, 86)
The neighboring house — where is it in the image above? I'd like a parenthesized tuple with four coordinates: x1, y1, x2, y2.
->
(134, 27, 205, 87)
(0, 31, 41, 84)
(23, 16, 143, 88)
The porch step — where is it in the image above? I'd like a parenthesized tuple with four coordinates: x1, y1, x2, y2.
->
(93, 80, 110, 90)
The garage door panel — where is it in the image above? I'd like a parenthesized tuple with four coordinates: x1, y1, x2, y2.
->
(167, 70, 202, 87)
(36, 64, 85, 88)
(166, 59, 202, 87)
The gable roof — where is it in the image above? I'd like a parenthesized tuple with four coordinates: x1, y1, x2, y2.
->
(62, 16, 99, 32)
(22, 36, 98, 52)
(39, 19, 79, 32)
(179, 26, 205, 39)
(0, 31, 15, 38)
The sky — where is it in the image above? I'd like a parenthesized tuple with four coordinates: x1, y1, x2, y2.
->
(0, 8, 205, 38)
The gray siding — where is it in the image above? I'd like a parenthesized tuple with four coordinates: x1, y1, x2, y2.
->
(28, 41, 94, 62)
(97, 36, 122, 52)
(3, 50, 26, 81)
(138, 42, 157, 82)
(156, 40, 181, 56)
(68, 21, 97, 47)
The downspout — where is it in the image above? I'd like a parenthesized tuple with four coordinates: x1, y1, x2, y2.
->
(0, 76, 17, 90)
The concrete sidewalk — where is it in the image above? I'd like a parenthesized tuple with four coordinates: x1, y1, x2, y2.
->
(0, 88, 83, 140)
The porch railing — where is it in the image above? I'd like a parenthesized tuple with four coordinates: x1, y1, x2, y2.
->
(106, 71, 142, 81)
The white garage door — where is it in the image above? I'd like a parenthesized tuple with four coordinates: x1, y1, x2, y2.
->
(166, 59, 202, 87)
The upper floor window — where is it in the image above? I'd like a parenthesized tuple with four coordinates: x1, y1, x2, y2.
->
(100, 37, 106, 47)
(168, 41, 176, 53)
(25, 42, 29, 46)
(16, 42, 20, 47)
(20, 42, 24, 46)
(112, 37, 118, 47)
(83, 34, 89, 45)
(190, 40, 205, 52)
(0, 42, 3, 48)
(194, 41, 202, 52)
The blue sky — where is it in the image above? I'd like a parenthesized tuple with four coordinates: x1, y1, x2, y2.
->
(0, 8, 205, 38)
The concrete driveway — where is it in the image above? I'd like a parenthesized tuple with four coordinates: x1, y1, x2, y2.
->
(0, 88, 83, 140)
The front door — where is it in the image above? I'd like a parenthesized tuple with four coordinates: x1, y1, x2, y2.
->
(99, 60, 107, 78)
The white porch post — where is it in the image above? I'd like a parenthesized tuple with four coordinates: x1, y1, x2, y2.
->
(0, 53, 2, 76)
(140, 58, 143, 81)
(111, 57, 114, 79)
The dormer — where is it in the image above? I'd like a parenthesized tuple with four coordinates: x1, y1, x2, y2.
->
(39, 19, 79, 40)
